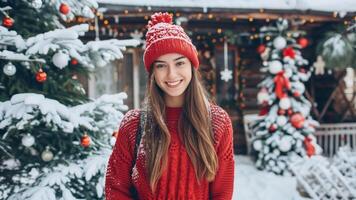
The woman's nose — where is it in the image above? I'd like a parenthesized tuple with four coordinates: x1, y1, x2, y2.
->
(166, 64, 177, 78)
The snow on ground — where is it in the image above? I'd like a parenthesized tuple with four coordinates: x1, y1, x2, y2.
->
(233, 155, 311, 200)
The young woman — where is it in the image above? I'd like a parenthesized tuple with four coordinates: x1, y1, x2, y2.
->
(105, 12, 234, 200)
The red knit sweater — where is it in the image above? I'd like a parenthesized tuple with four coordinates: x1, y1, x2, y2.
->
(105, 104, 234, 200)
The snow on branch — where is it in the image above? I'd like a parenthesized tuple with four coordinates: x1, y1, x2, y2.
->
(8, 148, 111, 200)
(0, 92, 128, 138)
(36, 0, 99, 21)
(0, 26, 26, 49)
(86, 39, 141, 68)
(10, 24, 140, 69)
(0, 50, 45, 63)
(26, 24, 88, 55)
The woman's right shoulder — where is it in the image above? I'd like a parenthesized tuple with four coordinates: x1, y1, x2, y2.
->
(118, 109, 141, 138)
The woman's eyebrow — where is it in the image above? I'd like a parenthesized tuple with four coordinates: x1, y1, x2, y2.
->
(154, 56, 186, 63)
(153, 60, 166, 64)
(174, 56, 186, 61)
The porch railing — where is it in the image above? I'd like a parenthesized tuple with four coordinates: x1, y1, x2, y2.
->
(243, 114, 356, 156)
(315, 123, 356, 156)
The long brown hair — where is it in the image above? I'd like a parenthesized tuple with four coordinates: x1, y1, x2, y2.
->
(142, 66, 218, 192)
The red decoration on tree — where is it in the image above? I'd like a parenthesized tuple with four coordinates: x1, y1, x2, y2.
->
(290, 113, 305, 129)
(59, 3, 70, 15)
(298, 37, 309, 49)
(70, 58, 78, 65)
(293, 91, 301, 97)
(299, 68, 306, 73)
(274, 71, 291, 99)
(2, 16, 14, 28)
(287, 108, 293, 116)
(80, 133, 91, 147)
(268, 124, 277, 132)
(257, 44, 266, 54)
(282, 47, 296, 59)
(259, 106, 269, 116)
(304, 137, 315, 157)
(278, 109, 286, 115)
(36, 69, 47, 83)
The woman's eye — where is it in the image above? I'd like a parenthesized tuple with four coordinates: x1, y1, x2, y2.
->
(155, 64, 165, 68)
(176, 61, 185, 66)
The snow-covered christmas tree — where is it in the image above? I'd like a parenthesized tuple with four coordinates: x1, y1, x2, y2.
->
(0, 1, 139, 199)
(251, 19, 321, 175)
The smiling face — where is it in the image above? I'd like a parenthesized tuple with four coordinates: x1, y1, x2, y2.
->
(152, 53, 193, 107)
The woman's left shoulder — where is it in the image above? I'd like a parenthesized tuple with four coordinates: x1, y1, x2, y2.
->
(210, 103, 231, 123)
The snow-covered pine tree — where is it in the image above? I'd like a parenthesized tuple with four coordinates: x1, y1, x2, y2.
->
(0, 0, 139, 199)
(252, 19, 321, 175)
(317, 19, 356, 69)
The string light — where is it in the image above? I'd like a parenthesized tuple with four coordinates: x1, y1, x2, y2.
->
(217, 28, 222, 34)
(104, 19, 109, 25)
(208, 14, 213, 19)
(248, 17, 254, 22)
(249, 35, 254, 40)
(266, 35, 271, 40)
(333, 11, 338, 18)
(344, 21, 349, 25)
(176, 12, 181, 17)
(197, 13, 202, 19)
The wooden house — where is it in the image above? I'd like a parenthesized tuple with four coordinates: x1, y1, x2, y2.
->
(80, 0, 356, 154)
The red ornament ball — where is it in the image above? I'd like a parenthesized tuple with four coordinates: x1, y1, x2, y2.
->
(304, 137, 315, 157)
(298, 37, 309, 49)
(36, 69, 47, 83)
(293, 91, 301, 97)
(80, 134, 91, 147)
(287, 108, 294, 116)
(59, 3, 70, 15)
(299, 68, 306, 73)
(70, 58, 78, 65)
(257, 44, 266, 54)
(269, 124, 277, 132)
(290, 113, 305, 129)
(282, 47, 296, 59)
(259, 106, 269, 116)
(2, 16, 14, 28)
(278, 109, 286, 115)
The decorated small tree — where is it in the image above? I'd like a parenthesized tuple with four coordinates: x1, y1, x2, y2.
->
(0, 0, 138, 199)
(252, 19, 321, 175)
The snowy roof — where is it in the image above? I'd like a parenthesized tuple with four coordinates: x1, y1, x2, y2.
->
(97, 0, 356, 13)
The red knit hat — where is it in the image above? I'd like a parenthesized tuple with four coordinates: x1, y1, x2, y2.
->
(143, 12, 199, 72)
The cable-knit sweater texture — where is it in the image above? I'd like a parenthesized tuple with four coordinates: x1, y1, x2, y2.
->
(105, 104, 234, 200)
